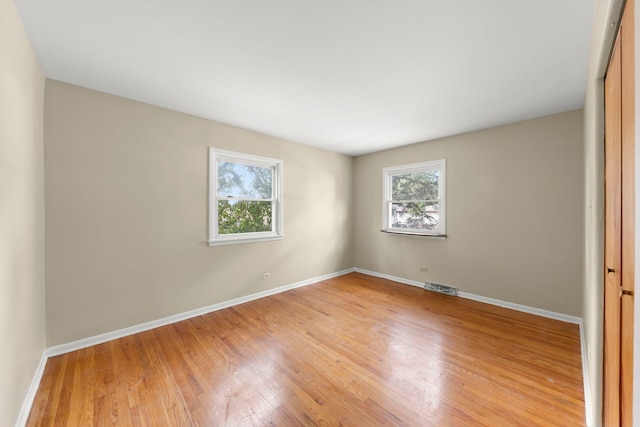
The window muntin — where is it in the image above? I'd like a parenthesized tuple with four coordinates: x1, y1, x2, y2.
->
(383, 160, 446, 236)
(209, 148, 283, 246)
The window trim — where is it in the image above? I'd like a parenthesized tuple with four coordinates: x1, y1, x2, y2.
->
(381, 159, 446, 237)
(208, 147, 284, 246)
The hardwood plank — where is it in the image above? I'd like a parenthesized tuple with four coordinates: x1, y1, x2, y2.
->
(26, 273, 585, 426)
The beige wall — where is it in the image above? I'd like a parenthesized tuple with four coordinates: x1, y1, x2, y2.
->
(44, 80, 354, 346)
(0, 0, 46, 425)
(354, 110, 584, 316)
(582, 80, 604, 427)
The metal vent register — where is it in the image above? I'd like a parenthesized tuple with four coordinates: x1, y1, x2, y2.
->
(424, 282, 458, 296)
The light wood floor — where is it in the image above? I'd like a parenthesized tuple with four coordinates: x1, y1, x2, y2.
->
(27, 273, 585, 426)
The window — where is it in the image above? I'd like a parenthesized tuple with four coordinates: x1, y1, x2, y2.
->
(209, 148, 283, 246)
(382, 159, 446, 237)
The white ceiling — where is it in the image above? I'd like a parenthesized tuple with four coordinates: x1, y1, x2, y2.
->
(14, 0, 594, 156)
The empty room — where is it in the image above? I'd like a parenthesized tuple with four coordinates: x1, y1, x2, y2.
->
(2, 0, 639, 426)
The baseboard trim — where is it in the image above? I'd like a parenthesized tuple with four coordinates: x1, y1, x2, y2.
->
(457, 292, 581, 324)
(28, 267, 592, 425)
(14, 350, 47, 427)
(353, 268, 590, 424)
(353, 268, 582, 324)
(47, 268, 355, 357)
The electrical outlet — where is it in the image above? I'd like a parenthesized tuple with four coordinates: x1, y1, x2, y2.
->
(262, 272, 271, 279)
(420, 267, 429, 273)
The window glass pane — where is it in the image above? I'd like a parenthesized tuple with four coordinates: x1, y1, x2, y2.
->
(218, 200, 272, 234)
(218, 161, 273, 199)
(391, 170, 439, 201)
(390, 202, 439, 231)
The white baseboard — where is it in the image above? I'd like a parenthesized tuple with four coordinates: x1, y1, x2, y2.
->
(457, 292, 582, 324)
(47, 268, 355, 357)
(353, 268, 591, 424)
(14, 350, 47, 427)
(25, 267, 592, 426)
(353, 268, 582, 324)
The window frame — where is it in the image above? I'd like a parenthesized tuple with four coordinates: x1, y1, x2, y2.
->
(381, 159, 446, 237)
(208, 147, 284, 246)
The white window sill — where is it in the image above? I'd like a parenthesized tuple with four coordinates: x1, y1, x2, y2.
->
(208, 234, 284, 246)
(381, 229, 446, 239)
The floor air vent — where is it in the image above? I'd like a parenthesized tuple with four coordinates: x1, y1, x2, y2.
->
(424, 282, 458, 296)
